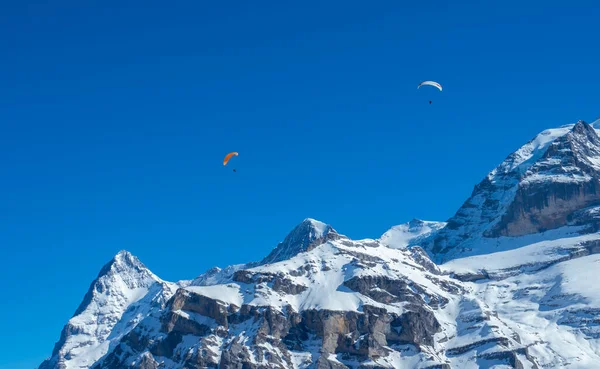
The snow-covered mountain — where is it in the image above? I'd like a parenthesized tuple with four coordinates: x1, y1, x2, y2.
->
(426, 119, 600, 262)
(39, 118, 600, 369)
(39, 251, 179, 369)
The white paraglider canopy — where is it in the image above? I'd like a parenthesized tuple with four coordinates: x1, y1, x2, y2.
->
(417, 81, 442, 91)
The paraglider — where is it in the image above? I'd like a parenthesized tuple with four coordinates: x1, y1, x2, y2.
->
(417, 81, 442, 91)
(418, 81, 442, 104)
(223, 152, 238, 172)
(223, 152, 238, 166)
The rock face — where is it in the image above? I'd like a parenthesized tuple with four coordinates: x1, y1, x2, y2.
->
(39, 117, 600, 369)
(489, 121, 600, 237)
(427, 120, 600, 262)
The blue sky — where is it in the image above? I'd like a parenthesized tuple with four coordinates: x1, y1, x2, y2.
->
(1, 1, 599, 367)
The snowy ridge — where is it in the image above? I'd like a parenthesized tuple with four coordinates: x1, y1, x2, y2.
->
(89, 233, 555, 369)
(91, 237, 477, 369)
(212, 239, 447, 313)
(380, 219, 447, 249)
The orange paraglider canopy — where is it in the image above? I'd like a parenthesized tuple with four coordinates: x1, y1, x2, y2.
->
(223, 152, 238, 166)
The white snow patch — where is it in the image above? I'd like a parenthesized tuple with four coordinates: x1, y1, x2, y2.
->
(442, 228, 599, 276)
(186, 284, 243, 307)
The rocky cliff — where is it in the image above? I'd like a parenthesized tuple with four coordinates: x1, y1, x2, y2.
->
(426, 119, 600, 262)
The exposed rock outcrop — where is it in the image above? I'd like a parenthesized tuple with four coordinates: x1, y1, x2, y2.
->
(428, 120, 600, 261)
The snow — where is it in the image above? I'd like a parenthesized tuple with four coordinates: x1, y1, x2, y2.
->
(441, 226, 598, 276)
(296, 260, 362, 312)
(189, 263, 247, 286)
(289, 350, 313, 369)
(186, 284, 244, 307)
(42, 251, 176, 369)
(457, 252, 600, 368)
(303, 218, 329, 239)
(289, 335, 321, 369)
(492, 124, 573, 176)
(260, 218, 336, 265)
(244, 242, 367, 312)
(552, 254, 600, 306)
(173, 309, 219, 328)
(182, 237, 460, 318)
(380, 219, 446, 249)
(359, 346, 422, 368)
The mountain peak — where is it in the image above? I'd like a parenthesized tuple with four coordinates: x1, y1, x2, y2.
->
(92, 250, 151, 286)
(113, 249, 139, 266)
(571, 119, 593, 134)
(260, 218, 339, 265)
(568, 120, 600, 146)
(72, 251, 157, 317)
(40, 251, 173, 369)
(300, 217, 331, 235)
(290, 218, 337, 241)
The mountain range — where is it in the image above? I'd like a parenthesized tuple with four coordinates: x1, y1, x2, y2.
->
(38, 119, 600, 369)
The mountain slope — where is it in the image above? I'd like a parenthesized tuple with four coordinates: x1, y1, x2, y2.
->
(380, 219, 447, 249)
(445, 246, 600, 368)
(427, 119, 600, 262)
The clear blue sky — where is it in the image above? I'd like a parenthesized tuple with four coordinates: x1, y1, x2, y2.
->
(1, 1, 599, 367)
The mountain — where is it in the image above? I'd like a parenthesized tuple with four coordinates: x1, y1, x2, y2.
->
(39, 251, 178, 369)
(93, 236, 474, 369)
(38, 117, 600, 369)
(426, 119, 600, 262)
